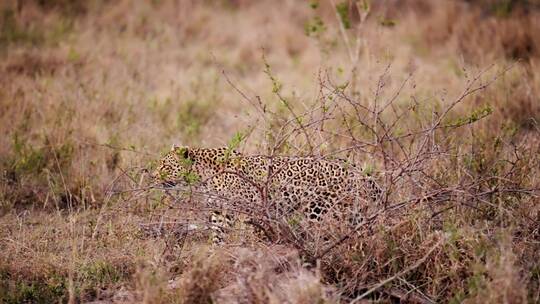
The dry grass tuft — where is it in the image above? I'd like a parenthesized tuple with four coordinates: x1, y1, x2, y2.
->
(174, 247, 229, 304)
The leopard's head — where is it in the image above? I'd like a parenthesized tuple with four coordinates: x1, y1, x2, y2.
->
(152, 145, 199, 187)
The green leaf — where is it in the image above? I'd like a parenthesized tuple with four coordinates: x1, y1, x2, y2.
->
(359, 0, 370, 12)
(447, 105, 493, 128)
(336, 2, 351, 29)
(228, 131, 245, 151)
(184, 172, 200, 185)
(378, 17, 396, 27)
(304, 16, 326, 37)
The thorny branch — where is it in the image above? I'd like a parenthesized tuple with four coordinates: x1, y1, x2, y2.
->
(108, 62, 539, 300)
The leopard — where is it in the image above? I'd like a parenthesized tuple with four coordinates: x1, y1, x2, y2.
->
(151, 145, 382, 244)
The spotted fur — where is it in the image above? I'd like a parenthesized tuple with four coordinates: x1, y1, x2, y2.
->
(152, 145, 382, 243)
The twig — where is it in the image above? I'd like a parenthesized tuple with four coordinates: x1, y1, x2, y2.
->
(350, 235, 445, 303)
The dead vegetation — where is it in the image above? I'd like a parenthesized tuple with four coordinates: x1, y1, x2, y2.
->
(1, 0, 539, 303)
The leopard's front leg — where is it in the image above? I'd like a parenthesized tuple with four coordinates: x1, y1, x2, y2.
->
(208, 210, 234, 245)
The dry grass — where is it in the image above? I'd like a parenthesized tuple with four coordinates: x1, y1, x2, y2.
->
(1, 0, 539, 303)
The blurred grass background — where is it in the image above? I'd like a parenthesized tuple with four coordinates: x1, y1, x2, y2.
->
(0, 0, 539, 303)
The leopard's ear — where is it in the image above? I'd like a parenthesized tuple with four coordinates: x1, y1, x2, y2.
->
(172, 146, 190, 159)
(181, 147, 189, 159)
